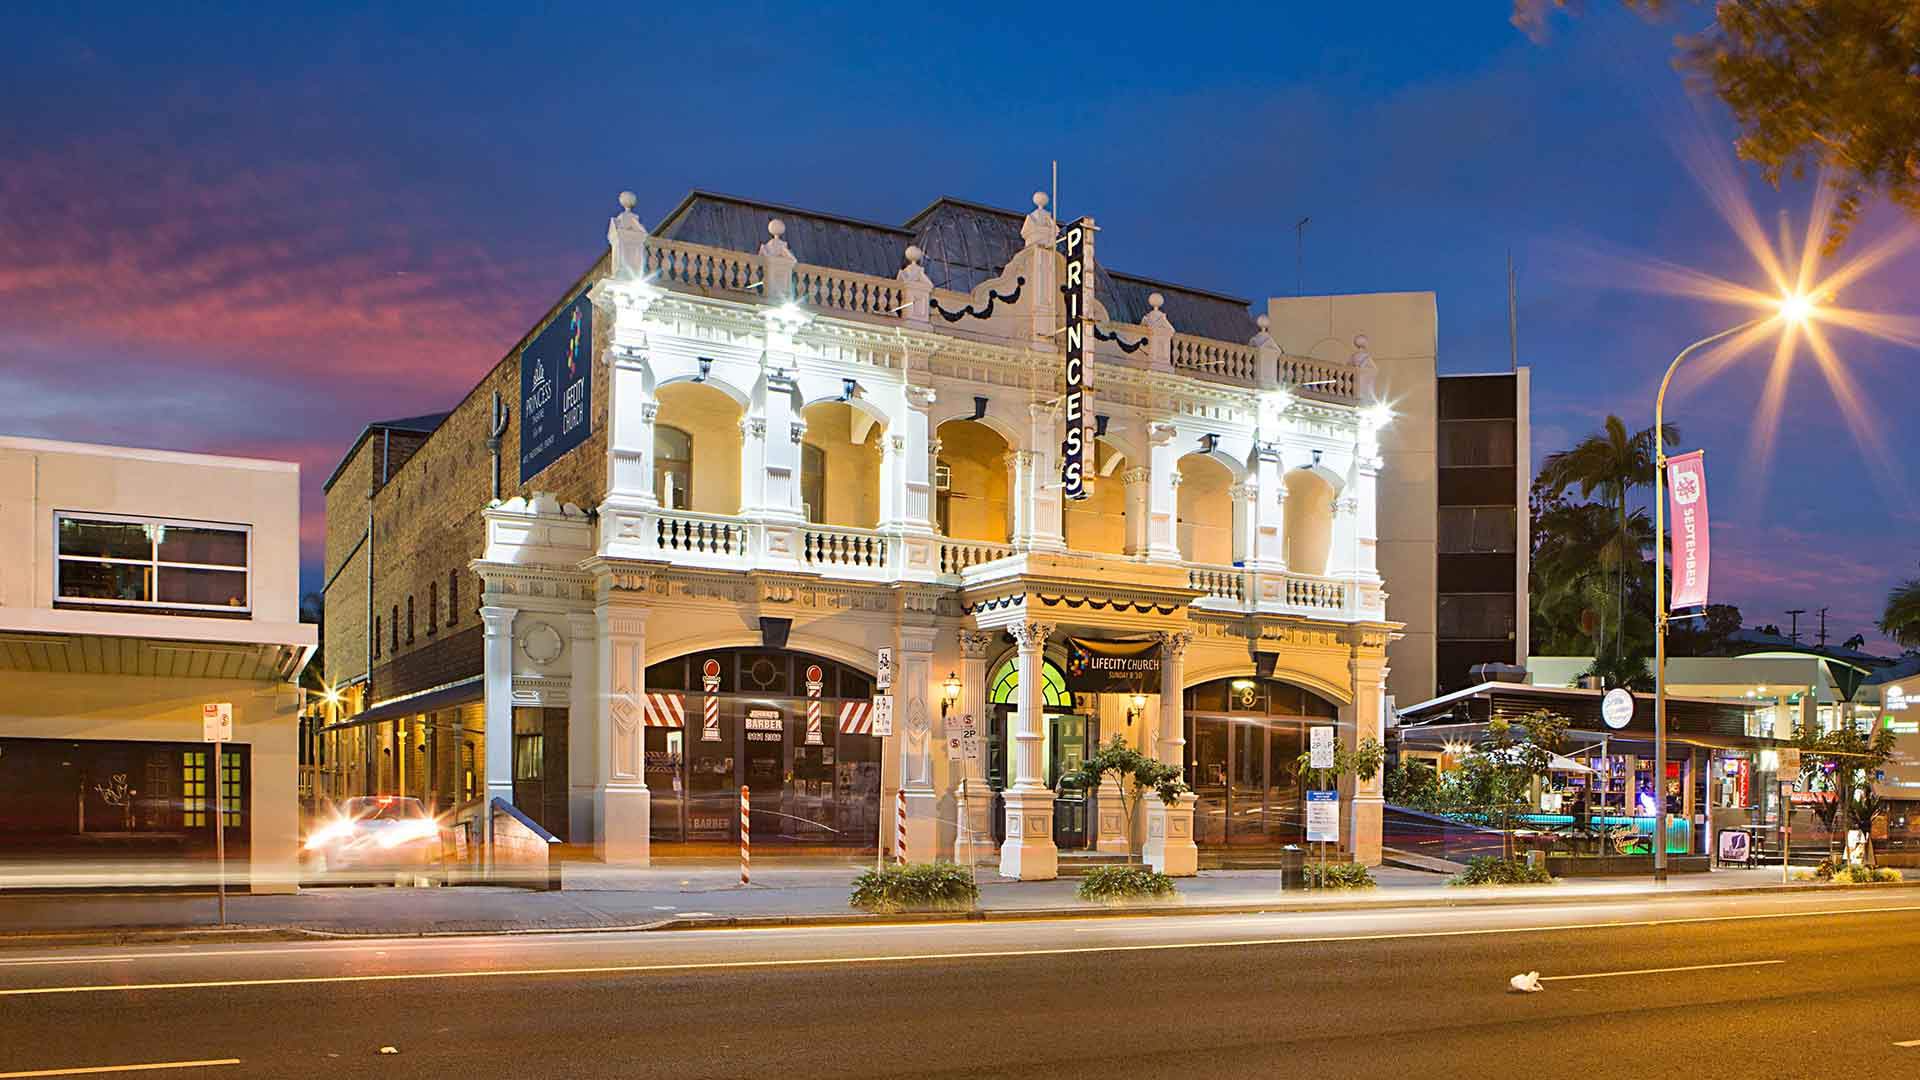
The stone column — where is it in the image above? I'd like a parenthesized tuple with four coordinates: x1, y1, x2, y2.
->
(1121, 465, 1151, 557)
(1228, 481, 1255, 567)
(479, 606, 517, 813)
(595, 593, 651, 864)
(954, 629, 998, 861)
(879, 385, 937, 538)
(1247, 443, 1287, 573)
(592, 275, 662, 561)
(566, 611, 600, 847)
(1144, 630, 1198, 876)
(999, 621, 1058, 880)
(1145, 422, 1183, 562)
(1007, 403, 1066, 553)
(1347, 643, 1389, 867)
(897, 626, 941, 860)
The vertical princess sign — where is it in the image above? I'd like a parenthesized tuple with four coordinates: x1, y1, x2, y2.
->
(1667, 450, 1711, 609)
(1060, 218, 1089, 501)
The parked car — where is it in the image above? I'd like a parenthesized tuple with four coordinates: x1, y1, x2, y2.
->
(305, 796, 444, 876)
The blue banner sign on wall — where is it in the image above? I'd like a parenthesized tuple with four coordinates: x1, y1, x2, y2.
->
(519, 292, 594, 483)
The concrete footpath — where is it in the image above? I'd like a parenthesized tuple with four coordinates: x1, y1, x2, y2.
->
(0, 860, 1904, 943)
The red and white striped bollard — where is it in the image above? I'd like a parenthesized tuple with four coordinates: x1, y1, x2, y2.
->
(740, 785, 751, 886)
(895, 787, 908, 865)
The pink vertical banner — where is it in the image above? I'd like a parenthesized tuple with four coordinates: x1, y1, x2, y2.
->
(1667, 450, 1710, 609)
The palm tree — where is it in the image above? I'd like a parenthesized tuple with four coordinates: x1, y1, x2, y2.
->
(1536, 416, 1677, 664)
(1881, 578, 1920, 650)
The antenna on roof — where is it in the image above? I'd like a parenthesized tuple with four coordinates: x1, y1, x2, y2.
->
(1294, 217, 1310, 295)
(1507, 249, 1519, 373)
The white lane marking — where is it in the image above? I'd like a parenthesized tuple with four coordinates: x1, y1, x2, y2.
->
(0, 903, 1910, 998)
(0, 957, 136, 968)
(0, 1060, 240, 1077)
(1540, 959, 1785, 981)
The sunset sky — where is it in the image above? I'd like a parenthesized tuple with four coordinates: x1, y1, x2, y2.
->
(4, 3, 1915, 649)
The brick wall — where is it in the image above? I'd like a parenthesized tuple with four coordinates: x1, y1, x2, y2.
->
(332, 254, 612, 705)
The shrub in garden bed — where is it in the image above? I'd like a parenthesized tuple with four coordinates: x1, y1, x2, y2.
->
(1076, 865, 1178, 904)
(1796, 861, 1902, 884)
(1449, 856, 1554, 886)
(849, 862, 979, 913)
(1303, 861, 1376, 890)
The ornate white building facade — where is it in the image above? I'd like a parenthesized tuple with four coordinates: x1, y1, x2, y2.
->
(453, 188, 1398, 879)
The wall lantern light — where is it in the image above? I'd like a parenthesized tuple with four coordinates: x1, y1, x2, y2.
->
(941, 672, 962, 718)
(1127, 692, 1148, 727)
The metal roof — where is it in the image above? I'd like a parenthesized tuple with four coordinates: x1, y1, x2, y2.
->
(653, 191, 1260, 345)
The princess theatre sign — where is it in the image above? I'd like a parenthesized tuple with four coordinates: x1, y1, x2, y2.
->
(1060, 217, 1090, 502)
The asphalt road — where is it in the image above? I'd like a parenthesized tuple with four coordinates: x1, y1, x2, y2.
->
(1, 889, 1917, 1078)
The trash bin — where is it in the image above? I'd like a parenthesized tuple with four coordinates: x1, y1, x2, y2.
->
(1525, 849, 1546, 873)
(1280, 845, 1306, 891)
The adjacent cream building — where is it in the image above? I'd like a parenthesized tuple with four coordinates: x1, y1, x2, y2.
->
(0, 437, 314, 891)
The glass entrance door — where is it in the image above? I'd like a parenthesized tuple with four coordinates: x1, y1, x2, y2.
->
(1049, 714, 1089, 848)
(742, 708, 785, 841)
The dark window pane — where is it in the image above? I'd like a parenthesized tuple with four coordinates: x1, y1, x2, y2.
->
(1438, 594, 1517, 640)
(1438, 507, 1516, 554)
(156, 525, 247, 567)
(1438, 420, 1515, 468)
(157, 567, 247, 607)
(59, 560, 152, 602)
(59, 518, 152, 560)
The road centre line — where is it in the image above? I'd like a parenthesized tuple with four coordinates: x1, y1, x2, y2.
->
(1, 903, 1914, 998)
(1540, 959, 1784, 981)
(0, 1060, 240, 1078)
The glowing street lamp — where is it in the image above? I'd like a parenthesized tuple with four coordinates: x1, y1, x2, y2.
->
(1650, 291, 1814, 881)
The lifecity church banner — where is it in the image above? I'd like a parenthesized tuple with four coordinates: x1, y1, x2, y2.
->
(1666, 450, 1711, 610)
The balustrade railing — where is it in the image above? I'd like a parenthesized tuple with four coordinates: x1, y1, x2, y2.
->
(800, 525, 891, 571)
(644, 237, 765, 294)
(938, 538, 1015, 576)
(1187, 565, 1247, 604)
(654, 510, 750, 559)
(1277, 355, 1358, 401)
(1283, 575, 1348, 610)
(1169, 333, 1258, 383)
(792, 266, 907, 320)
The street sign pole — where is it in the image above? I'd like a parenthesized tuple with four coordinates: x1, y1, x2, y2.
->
(215, 735, 225, 925)
(202, 703, 232, 926)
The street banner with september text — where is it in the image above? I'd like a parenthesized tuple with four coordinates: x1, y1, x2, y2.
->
(1666, 450, 1710, 609)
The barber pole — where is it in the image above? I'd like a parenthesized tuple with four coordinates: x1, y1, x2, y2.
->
(804, 664, 823, 746)
(702, 658, 722, 743)
(740, 785, 751, 886)
(895, 787, 908, 865)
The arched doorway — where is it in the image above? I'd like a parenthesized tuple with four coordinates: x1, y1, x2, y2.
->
(1284, 468, 1337, 575)
(798, 401, 884, 528)
(983, 652, 1089, 848)
(642, 647, 878, 847)
(1177, 453, 1235, 565)
(1183, 676, 1341, 847)
(935, 418, 1010, 543)
(653, 382, 744, 515)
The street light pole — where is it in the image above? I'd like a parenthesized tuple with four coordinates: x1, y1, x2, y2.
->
(1652, 317, 1769, 883)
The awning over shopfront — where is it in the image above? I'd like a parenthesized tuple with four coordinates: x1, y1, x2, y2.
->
(320, 677, 481, 732)
(1394, 682, 1785, 756)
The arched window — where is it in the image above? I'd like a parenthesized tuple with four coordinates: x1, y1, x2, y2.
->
(987, 656, 1072, 708)
(654, 424, 693, 510)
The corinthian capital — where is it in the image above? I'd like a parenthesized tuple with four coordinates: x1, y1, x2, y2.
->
(1156, 629, 1194, 658)
(1011, 622, 1055, 651)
